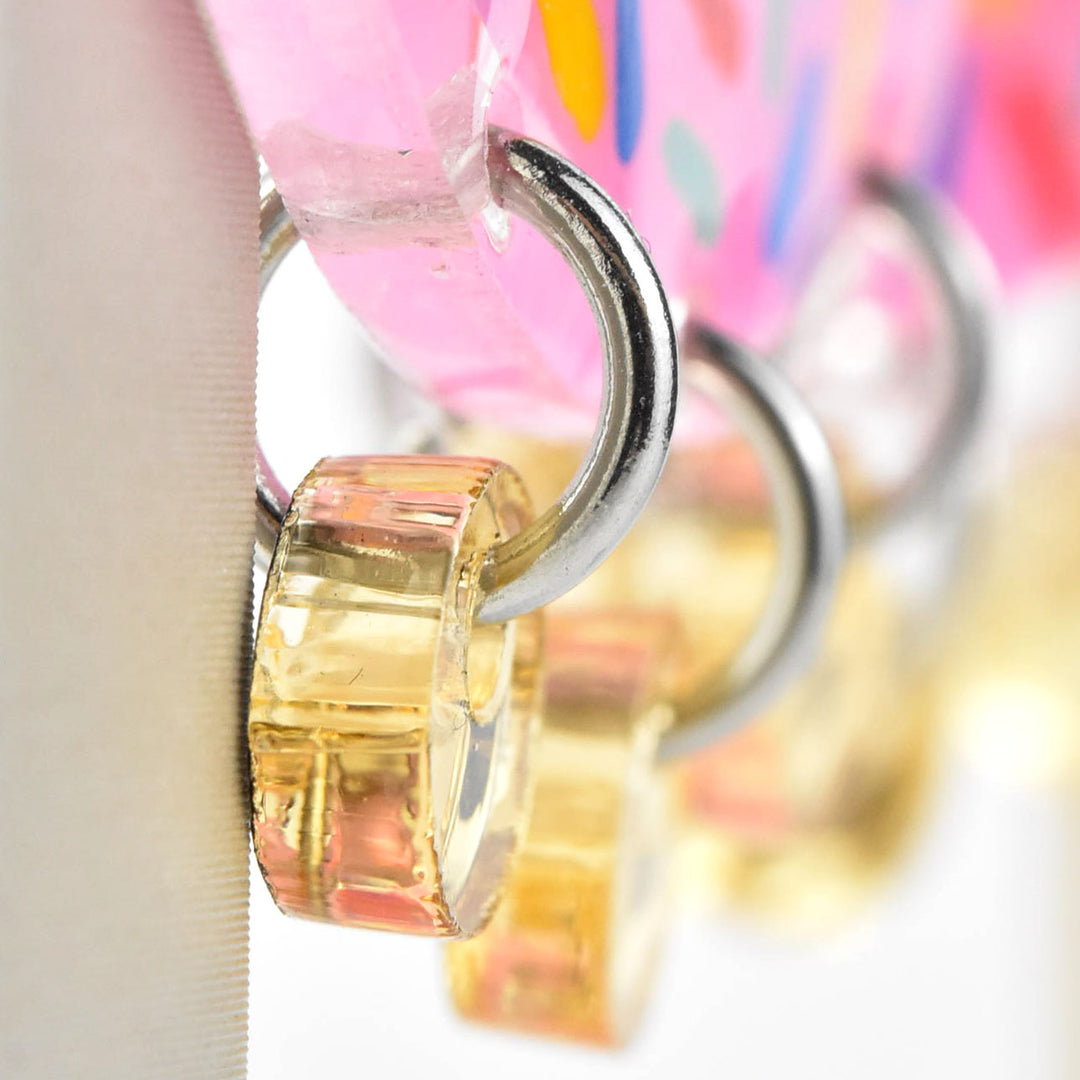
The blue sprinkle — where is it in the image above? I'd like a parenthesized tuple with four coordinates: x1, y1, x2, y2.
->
(765, 60, 824, 262)
(616, 0, 644, 163)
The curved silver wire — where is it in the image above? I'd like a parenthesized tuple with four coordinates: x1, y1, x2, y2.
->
(659, 326, 847, 761)
(847, 170, 991, 537)
(255, 186, 298, 564)
(477, 129, 678, 622)
(256, 129, 678, 625)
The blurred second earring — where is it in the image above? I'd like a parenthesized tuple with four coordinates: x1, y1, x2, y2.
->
(444, 319, 848, 1040)
(678, 175, 991, 929)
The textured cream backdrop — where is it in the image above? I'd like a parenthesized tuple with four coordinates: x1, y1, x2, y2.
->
(0, 3, 256, 1075)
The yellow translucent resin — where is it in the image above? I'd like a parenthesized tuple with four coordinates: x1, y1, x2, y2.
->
(446, 613, 674, 1045)
(249, 456, 543, 937)
(447, 424, 777, 704)
(933, 445, 1080, 789)
(447, 424, 935, 927)
(679, 553, 935, 928)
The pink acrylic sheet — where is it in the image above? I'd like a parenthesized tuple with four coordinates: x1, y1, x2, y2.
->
(204, 0, 1080, 435)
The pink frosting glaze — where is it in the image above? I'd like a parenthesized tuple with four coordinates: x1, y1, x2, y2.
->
(203, 0, 1080, 434)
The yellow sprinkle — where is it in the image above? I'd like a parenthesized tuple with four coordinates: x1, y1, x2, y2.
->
(537, 0, 606, 141)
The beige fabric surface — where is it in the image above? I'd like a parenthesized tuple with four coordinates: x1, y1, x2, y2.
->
(0, 2, 256, 1075)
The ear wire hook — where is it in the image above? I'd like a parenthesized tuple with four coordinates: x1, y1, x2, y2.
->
(256, 128, 678, 625)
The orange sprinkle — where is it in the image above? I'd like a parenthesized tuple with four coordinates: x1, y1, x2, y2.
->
(537, 0, 606, 141)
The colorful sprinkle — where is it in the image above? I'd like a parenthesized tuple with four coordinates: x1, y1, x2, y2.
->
(765, 61, 825, 261)
(687, 0, 743, 81)
(997, 74, 1080, 251)
(537, 0, 606, 141)
(662, 119, 723, 246)
(616, 0, 644, 162)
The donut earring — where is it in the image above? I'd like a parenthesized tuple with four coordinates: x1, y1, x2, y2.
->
(444, 324, 847, 1040)
(248, 129, 678, 937)
(680, 172, 992, 927)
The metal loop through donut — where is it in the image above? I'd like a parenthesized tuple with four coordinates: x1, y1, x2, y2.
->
(659, 327, 847, 761)
(257, 128, 678, 625)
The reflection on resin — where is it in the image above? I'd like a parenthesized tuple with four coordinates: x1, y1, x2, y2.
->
(782, 197, 954, 527)
(447, 614, 675, 1045)
(679, 552, 937, 928)
(250, 455, 543, 938)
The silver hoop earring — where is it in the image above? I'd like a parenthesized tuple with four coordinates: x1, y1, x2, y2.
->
(659, 326, 847, 760)
(248, 129, 678, 938)
(256, 127, 679, 622)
